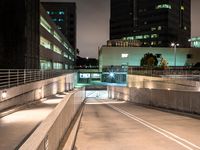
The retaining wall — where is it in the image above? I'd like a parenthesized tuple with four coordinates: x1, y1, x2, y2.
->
(0, 73, 75, 111)
(128, 75, 200, 91)
(108, 86, 200, 114)
(19, 88, 85, 150)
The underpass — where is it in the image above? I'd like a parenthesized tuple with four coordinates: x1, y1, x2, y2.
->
(0, 69, 200, 150)
(74, 98, 200, 150)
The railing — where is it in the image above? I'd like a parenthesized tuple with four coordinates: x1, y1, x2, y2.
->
(0, 69, 74, 89)
(128, 67, 200, 81)
(102, 66, 128, 72)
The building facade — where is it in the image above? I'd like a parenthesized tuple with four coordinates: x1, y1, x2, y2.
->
(42, 2, 77, 49)
(0, 0, 40, 69)
(189, 37, 200, 48)
(99, 46, 200, 71)
(40, 6, 75, 70)
(110, 0, 191, 48)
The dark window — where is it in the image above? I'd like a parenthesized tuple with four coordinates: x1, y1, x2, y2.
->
(187, 54, 192, 59)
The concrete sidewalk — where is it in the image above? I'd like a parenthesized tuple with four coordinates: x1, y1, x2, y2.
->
(0, 92, 69, 150)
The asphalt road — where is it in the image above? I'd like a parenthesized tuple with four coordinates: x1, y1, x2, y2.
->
(74, 98, 200, 150)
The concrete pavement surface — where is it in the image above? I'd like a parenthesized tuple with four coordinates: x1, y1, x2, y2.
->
(0, 93, 67, 150)
(74, 98, 200, 150)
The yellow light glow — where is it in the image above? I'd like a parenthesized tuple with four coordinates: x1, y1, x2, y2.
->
(2, 91, 7, 99)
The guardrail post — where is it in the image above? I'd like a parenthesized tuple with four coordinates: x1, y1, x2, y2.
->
(8, 70, 10, 88)
(24, 70, 26, 84)
(17, 70, 19, 86)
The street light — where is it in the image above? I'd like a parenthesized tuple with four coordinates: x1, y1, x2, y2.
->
(171, 43, 179, 67)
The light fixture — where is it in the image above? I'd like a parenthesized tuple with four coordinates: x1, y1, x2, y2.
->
(109, 72, 115, 78)
(167, 88, 171, 91)
(171, 43, 175, 47)
(2, 91, 7, 99)
(171, 42, 179, 67)
(136, 86, 140, 89)
(38, 88, 42, 94)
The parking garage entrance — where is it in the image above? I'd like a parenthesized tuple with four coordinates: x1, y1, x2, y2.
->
(85, 85, 108, 99)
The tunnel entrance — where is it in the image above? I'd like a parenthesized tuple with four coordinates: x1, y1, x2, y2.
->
(85, 85, 108, 99)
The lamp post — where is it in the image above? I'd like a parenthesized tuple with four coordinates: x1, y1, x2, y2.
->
(171, 43, 179, 67)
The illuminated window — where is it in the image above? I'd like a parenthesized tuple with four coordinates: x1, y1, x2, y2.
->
(143, 35, 150, 39)
(54, 31, 62, 43)
(151, 34, 158, 38)
(53, 45, 62, 54)
(156, 4, 172, 9)
(64, 52, 69, 58)
(40, 60, 52, 70)
(58, 19, 64, 22)
(158, 26, 162, 30)
(135, 35, 143, 40)
(40, 36, 51, 49)
(59, 11, 65, 15)
(121, 53, 128, 58)
(65, 64, 68, 69)
(53, 62, 63, 69)
(151, 27, 156, 31)
(151, 41, 157, 46)
(52, 18, 57, 22)
(40, 16, 52, 33)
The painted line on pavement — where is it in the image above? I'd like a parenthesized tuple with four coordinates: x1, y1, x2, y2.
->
(104, 102, 200, 150)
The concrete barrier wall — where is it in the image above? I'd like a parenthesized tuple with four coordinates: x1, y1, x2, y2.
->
(128, 75, 200, 91)
(19, 88, 85, 150)
(108, 86, 200, 114)
(0, 73, 76, 111)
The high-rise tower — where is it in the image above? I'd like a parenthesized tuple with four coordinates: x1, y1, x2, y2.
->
(110, 0, 191, 47)
(0, 0, 40, 69)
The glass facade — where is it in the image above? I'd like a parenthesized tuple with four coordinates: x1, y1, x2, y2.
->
(40, 6, 75, 70)
(40, 60, 52, 70)
(53, 62, 63, 69)
(110, 0, 191, 47)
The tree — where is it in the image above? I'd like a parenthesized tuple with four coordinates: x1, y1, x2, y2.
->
(159, 57, 168, 69)
(140, 53, 158, 68)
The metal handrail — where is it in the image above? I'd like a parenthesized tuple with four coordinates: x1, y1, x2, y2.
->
(128, 67, 200, 81)
(0, 69, 74, 89)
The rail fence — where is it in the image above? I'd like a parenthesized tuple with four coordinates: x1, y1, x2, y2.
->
(128, 67, 200, 81)
(0, 69, 74, 89)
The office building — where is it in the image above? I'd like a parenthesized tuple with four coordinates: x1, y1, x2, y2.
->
(0, 2, 75, 70)
(189, 37, 200, 48)
(42, 2, 77, 49)
(0, 0, 40, 69)
(110, 0, 191, 47)
(40, 6, 75, 70)
(99, 46, 200, 71)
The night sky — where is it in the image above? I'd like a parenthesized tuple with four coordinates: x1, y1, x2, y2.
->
(41, 0, 200, 58)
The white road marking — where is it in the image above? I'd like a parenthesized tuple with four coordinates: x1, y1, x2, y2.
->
(103, 102, 200, 150)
